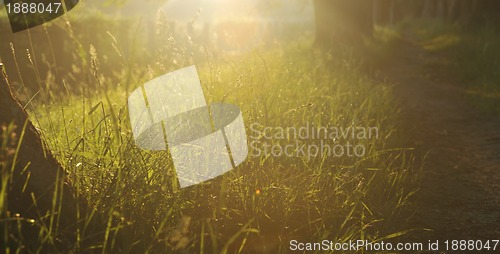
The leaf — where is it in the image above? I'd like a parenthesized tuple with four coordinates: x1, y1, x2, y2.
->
(88, 101, 102, 115)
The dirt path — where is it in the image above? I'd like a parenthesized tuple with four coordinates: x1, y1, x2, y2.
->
(384, 40, 500, 245)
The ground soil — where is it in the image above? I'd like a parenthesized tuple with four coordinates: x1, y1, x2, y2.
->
(383, 37, 500, 251)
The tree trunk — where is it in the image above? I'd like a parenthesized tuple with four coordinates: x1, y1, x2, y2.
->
(436, 0, 446, 20)
(421, 0, 435, 18)
(389, 0, 397, 25)
(447, 0, 459, 21)
(0, 63, 88, 246)
(314, 0, 373, 46)
(372, 0, 383, 26)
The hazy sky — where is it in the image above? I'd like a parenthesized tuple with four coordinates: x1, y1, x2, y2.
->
(105, 0, 313, 23)
(162, 0, 314, 22)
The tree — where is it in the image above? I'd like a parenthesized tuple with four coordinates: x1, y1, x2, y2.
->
(314, 0, 373, 46)
(313, 0, 500, 46)
(373, 0, 398, 26)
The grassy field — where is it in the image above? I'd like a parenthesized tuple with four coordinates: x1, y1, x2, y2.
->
(411, 19, 500, 114)
(1, 17, 423, 253)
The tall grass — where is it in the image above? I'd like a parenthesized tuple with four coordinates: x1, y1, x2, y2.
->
(1, 15, 421, 253)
